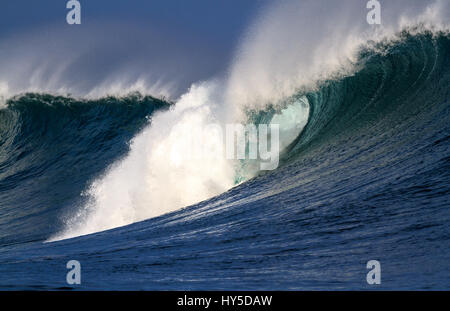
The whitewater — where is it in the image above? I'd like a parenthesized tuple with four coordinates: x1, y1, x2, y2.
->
(45, 0, 449, 240)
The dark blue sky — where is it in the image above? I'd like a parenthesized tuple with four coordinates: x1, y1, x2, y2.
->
(0, 1, 270, 97)
(1, 0, 267, 47)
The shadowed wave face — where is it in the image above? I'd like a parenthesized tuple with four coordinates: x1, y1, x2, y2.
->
(0, 29, 448, 289)
(0, 93, 170, 245)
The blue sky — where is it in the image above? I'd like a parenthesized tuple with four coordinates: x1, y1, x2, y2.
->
(0, 1, 270, 97)
(1, 0, 266, 51)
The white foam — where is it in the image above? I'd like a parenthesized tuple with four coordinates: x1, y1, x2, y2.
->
(51, 82, 237, 240)
(45, 0, 448, 240)
(0, 81, 9, 108)
(225, 0, 449, 120)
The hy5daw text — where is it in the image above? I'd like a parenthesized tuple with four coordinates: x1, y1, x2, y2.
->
(177, 295, 273, 309)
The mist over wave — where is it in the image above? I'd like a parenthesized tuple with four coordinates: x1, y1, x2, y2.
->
(46, 0, 450, 240)
(226, 0, 449, 112)
(0, 0, 448, 244)
(0, 22, 229, 106)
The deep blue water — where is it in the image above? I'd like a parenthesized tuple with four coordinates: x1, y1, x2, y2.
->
(0, 32, 449, 290)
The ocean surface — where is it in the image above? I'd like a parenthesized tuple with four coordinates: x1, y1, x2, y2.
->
(0, 15, 449, 289)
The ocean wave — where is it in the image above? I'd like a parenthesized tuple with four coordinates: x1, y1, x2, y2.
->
(0, 0, 448, 243)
